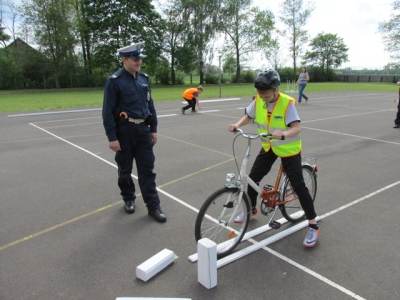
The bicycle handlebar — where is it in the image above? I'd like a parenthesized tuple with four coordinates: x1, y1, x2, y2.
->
(234, 128, 275, 140)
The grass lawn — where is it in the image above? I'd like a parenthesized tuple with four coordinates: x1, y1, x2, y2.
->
(0, 82, 397, 113)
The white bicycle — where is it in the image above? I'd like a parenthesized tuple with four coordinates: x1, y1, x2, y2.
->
(194, 128, 318, 258)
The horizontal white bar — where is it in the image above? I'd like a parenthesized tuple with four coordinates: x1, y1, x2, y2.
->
(217, 217, 319, 269)
(188, 210, 304, 263)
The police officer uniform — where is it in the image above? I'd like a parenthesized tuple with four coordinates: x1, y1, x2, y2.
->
(102, 43, 166, 223)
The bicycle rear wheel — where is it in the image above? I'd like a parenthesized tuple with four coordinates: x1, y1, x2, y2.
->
(280, 165, 317, 222)
(195, 187, 250, 258)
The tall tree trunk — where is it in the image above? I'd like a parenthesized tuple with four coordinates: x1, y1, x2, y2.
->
(235, 45, 240, 83)
(199, 60, 204, 84)
(170, 51, 176, 85)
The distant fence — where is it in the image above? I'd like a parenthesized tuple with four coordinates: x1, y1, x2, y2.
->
(336, 74, 400, 83)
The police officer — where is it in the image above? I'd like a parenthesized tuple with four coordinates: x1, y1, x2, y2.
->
(102, 42, 167, 223)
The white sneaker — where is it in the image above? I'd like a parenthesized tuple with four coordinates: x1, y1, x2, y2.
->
(233, 211, 245, 224)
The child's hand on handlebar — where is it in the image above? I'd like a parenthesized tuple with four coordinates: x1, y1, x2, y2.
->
(271, 130, 286, 139)
(228, 124, 239, 132)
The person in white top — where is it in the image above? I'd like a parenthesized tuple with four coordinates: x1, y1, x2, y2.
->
(297, 67, 310, 103)
(394, 81, 400, 128)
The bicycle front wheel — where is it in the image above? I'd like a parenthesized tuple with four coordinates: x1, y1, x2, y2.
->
(195, 187, 250, 258)
(280, 165, 317, 222)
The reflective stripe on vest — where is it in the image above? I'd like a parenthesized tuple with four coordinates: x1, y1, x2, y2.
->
(254, 93, 302, 157)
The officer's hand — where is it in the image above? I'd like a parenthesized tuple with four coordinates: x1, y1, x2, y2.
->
(228, 124, 239, 132)
(109, 140, 121, 152)
(151, 133, 158, 145)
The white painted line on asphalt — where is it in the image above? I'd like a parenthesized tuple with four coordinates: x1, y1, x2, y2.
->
(158, 113, 178, 118)
(310, 92, 385, 103)
(158, 133, 232, 158)
(115, 297, 192, 300)
(28, 121, 372, 299)
(29, 122, 204, 216)
(217, 179, 400, 299)
(303, 108, 395, 124)
(40, 113, 179, 129)
(34, 116, 100, 124)
(0, 157, 233, 252)
(198, 109, 221, 113)
(8, 108, 101, 117)
(9, 99, 240, 118)
(262, 247, 367, 300)
(303, 126, 400, 146)
(181, 98, 241, 104)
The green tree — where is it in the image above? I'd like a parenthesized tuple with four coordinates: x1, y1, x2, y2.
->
(219, 0, 274, 82)
(281, 0, 313, 73)
(73, 0, 93, 78)
(23, 0, 77, 88)
(380, 0, 400, 60)
(183, 0, 221, 84)
(223, 53, 236, 78)
(87, 0, 164, 76)
(162, 0, 191, 84)
(0, 26, 9, 47)
(304, 33, 348, 71)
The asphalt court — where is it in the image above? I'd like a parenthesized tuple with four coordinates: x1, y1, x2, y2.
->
(1, 91, 399, 299)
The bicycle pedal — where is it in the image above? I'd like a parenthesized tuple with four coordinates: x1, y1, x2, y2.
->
(269, 220, 281, 230)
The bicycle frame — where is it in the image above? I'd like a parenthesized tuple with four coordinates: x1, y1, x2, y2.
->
(234, 131, 284, 206)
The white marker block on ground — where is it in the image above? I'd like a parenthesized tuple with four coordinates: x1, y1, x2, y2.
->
(136, 249, 177, 282)
(116, 298, 191, 300)
(197, 238, 217, 289)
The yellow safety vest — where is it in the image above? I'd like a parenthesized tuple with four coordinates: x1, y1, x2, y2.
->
(254, 93, 302, 157)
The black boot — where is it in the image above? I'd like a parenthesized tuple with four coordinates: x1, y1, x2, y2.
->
(148, 208, 167, 223)
(124, 200, 135, 214)
(394, 124, 400, 128)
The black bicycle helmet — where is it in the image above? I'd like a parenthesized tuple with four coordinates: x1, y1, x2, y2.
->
(254, 70, 281, 90)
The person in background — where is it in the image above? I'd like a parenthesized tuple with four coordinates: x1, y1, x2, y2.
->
(181, 85, 203, 114)
(297, 67, 310, 103)
(394, 81, 400, 128)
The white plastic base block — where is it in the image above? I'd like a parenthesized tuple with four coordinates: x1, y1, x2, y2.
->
(116, 298, 191, 300)
(136, 249, 177, 282)
(197, 238, 217, 289)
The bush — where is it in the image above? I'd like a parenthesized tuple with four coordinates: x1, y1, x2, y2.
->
(204, 72, 220, 84)
(278, 67, 297, 82)
(241, 70, 255, 83)
(307, 66, 337, 82)
(175, 71, 185, 85)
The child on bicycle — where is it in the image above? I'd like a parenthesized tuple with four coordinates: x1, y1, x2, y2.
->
(228, 70, 319, 248)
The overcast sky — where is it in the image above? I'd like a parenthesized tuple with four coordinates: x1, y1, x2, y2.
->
(2, 0, 395, 70)
(253, 0, 393, 70)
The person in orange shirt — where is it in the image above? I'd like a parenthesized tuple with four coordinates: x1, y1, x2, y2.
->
(181, 85, 203, 114)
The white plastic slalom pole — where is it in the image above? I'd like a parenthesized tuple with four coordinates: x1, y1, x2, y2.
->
(197, 238, 217, 289)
